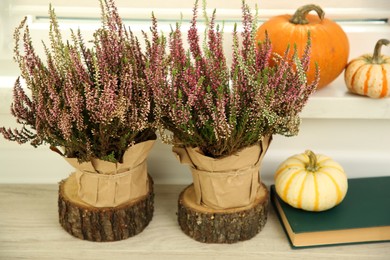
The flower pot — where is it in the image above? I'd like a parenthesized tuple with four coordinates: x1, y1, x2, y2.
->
(173, 135, 272, 243)
(57, 139, 155, 242)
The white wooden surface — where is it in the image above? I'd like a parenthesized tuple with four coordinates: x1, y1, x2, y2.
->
(0, 183, 389, 260)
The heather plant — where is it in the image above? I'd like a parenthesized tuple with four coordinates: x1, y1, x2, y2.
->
(153, 0, 319, 158)
(0, 0, 164, 163)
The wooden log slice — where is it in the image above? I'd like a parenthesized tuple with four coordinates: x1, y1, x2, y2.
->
(178, 182, 269, 244)
(58, 173, 154, 242)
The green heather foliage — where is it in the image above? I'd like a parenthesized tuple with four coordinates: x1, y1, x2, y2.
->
(152, 0, 319, 158)
(0, 0, 164, 163)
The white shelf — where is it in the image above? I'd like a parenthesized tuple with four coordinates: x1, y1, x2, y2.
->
(301, 76, 390, 119)
(1, 74, 390, 185)
(2, 73, 390, 119)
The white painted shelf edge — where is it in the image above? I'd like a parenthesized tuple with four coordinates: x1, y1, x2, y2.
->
(2, 73, 390, 120)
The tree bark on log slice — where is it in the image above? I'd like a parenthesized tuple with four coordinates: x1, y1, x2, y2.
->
(58, 173, 154, 242)
(178, 182, 269, 244)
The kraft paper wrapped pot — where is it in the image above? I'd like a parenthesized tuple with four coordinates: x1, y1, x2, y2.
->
(57, 139, 155, 242)
(174, 135, 272, 243)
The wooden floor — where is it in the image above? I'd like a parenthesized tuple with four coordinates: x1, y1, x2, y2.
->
(0, 183, 389, 260)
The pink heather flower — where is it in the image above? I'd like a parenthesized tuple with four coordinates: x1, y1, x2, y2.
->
(1, 0, 165, 163)
(153, 0, 318, 158)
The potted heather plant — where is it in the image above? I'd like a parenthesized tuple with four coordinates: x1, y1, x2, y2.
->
(152, 1, 318, 243)
(0, 0, 165, 241)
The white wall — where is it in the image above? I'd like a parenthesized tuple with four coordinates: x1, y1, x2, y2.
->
(1, 0, 390, 184)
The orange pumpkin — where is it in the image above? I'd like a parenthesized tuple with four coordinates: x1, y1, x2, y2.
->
(256, 4, 349, 89)
(344, 39, 390, 98)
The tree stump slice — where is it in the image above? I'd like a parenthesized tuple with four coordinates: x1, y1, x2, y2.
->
(177, 182, 269, 244)
(58, 173, 154, 242)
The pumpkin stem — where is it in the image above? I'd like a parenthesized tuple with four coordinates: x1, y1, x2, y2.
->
(372, 39, 390, 64)
(289, 4, 325, 25)
(305, 150, 319, 172)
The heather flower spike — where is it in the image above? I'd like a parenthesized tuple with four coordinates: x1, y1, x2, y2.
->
(1, 0, 166, 163)
(153, 0, 319, 158)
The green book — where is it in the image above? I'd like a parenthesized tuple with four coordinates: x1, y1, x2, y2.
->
(271, 176, 390, 248)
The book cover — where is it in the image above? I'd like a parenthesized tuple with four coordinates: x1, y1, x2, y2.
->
(271, 176, 390, 248)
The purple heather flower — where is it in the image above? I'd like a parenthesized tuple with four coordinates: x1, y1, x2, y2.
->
(153, 0, 318, 158)
(1, 0, 165, 163)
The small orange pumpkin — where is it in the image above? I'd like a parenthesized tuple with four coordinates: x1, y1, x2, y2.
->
(344, 39, 390, 98)
(256, 4, 349, 89)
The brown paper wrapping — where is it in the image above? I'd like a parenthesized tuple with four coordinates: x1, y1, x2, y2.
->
(173, 135, 272, 209)
(63, 139, 155, 208)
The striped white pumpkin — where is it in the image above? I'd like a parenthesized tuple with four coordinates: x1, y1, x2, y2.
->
(344, 39, 390, 98)
(274, 150, 348, 211)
